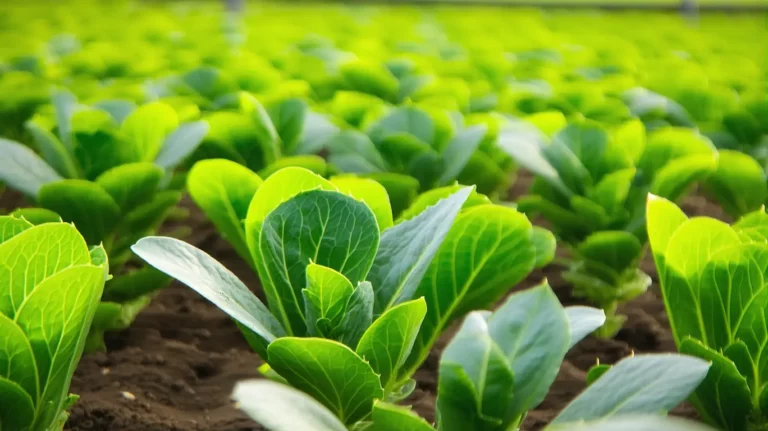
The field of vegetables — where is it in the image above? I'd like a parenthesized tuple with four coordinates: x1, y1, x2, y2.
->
(0, 2, 766, 431)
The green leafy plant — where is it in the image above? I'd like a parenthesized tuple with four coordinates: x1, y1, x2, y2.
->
(648, 195, 768, 431)
(231, 282, 710, 431)
(0, 91, 208, 351)
(132, 165, 553, 421)
(325, 105, 515, 216)
(188, 91, 336, 178)
(0, 216, 108, 430)
(501, 119, 717, 337)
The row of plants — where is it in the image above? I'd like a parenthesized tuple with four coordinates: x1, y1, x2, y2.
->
(0, 2, 765, 430)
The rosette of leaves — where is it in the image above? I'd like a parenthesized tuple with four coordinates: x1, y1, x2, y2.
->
(0, 70, 51, 141)
(648, 196, 768, 431)
(500, 119, 718, 337)
(132, 165, 554, 423)
(325, 105, 515, 216)
(0, 216, 108, 430)
(0, 92, 208, 351)
(231, 282, 711, 431)
(187, 92, 336, 178)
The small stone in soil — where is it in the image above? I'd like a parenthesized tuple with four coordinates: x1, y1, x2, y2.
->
(121, 391, 136, 401)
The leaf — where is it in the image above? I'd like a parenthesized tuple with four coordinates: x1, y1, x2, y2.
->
(369, 186, 473, 314)
(9, 208, 61, 226)
(437, 124, 486, 186)
(102, 266, 171, 302)
(0, 223, 91, 318)
(37, 180, 121, 245)
(0, 216, 33, 243)
(487, 283, 570, 419)
(131, 237, 286, 349)
(154, 120, 210, 170)
(402, 205, 537, 377)
(302, 263, 355, 337)
(646, 194, 689, 261)
(638, 127, 714, 181)
(372, 401, 434, 431)
(578, 231, 643, 273)
(0, 313, 39, 401)
(365, 173, 420, 218)
(335, 281, 375, 349)
(704, 149, 767, 218)
(0, 378, 35, 430)
(70, 109, 126, 179)
(552, 354, 710, 424)
(267, 338, 384, 425)
(268, 98, 307, 154)
(94, 99, 137, 124)
(565, 306, 606, 349)
(259, 155, 329, 179)
(232, 380, 347, 431)
(679, 338, 752, 431)
(120, 101, 179, 162)
(0, 138, 62, 197)
(531, 226, 556, 268)
(552, 122, 610, 182)
(340, 60, 399, 102)
(296, 112, 339, 155)
(188, 159, 263, 266)
(258, 190, 379, 335)
(437, 312, 514, 430)
(368, 106, 435, 146)
(650, 153, 716, 202)
(53, 90, 77, 149)
(327, 130, 387, 173)
(15, 265, 105, 429)
(95, 163, 164, 211)
(330, 175, 393, 231)
(547, 415, 717, 431)
(25, 120, 79, 178)
(356, 298, 426, 391)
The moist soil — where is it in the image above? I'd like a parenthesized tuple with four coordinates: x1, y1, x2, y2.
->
(17, 184, 723, 431)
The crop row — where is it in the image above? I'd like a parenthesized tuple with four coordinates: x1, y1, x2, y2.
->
(0, 3, 765, 431)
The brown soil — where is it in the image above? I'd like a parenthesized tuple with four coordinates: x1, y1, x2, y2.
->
(53, 187, 726, 431)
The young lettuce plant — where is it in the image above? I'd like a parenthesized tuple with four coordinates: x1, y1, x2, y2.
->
(648, 195, 768, 431)
(188, 91, 336, 178)
(0, 216, 108, 430)
(133, 165, 553, 423)
(231, 282, 710, 431)
(500, 119, 717, 337)
(0, 92, 208, 351)
(325, 105, 515, 216)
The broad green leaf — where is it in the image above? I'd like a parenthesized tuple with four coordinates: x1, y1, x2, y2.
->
(240, 93, 280, 159)
(487, 283, 570, 419)
(25, 120, 79, 178)
(0, 378, 35, 431)
(612, 119, 645, 164)
(734, 210, 768, 242)
(15, 265, 105, 429)
(531, 225, 556, 268)
(268, 98, 307, 153)
(586, 363, 611, 386)
(369, 187, 473, 314)
(705, 150, 767, 218)
(0, 138, 62, 197)
(638, 127, 714, 181)
(95, 163, 163, 211)
(9, 208, 60, 226)
(94, 99, 136, 124)
(338, 281, 375, 348)
(578, 231, 643, 273)
(368, 106, 435, 146)
(590, 168, 635, 216)
(188, 159, 263, 265)
(552, 354, 710, 424)
(437, 124, 486, 186)
(267, 338, 384, 425)
(296, 112, 339, 155)
(327, 130, 388, 173)
(233, 380, 347, 431)
(553, 121, 610, 181)
(53, 90, 77, 149)
(37, 180, 121, 245)
(565, 306, 606, 349)
(437, 312, 514, 430)
(0, 223, 91, 317)
(402, 205, 537, 377)
(121, 101, 179, 161)
(303, 263, 355, 337)
(497, 122, 570, 196)
(341, 60, 399, 102)
(547, 416, 716, 431)
(356, 298, 426, 391)
(650, 153, 716, 202)
(154, 120, 209, 170)
(0, 216, 33, 243)
(516, 195, 591, 242)
(0, 314, 38, 401)
(258, 190, 379, 335)
(680, 338, 752, 431)
(646, 194, 689, 259)
(378, 133, 434, 173)
(200, 111, 266, 170)
(131, 237, 286, 348)
(330, 175, 393, 231)
(372, 401, 434, 431)
(120, 190, 181, 239)
(70, 109, 126, 179)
